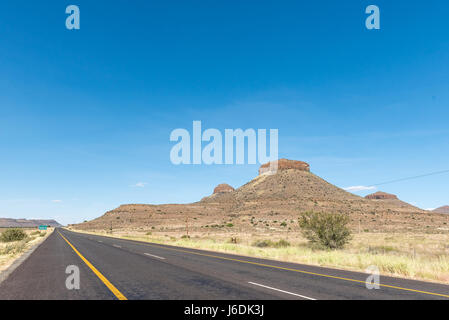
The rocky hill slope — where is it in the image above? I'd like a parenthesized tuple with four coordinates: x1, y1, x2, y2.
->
(364, 191, 423, 212)
(74, 159, 447, 234)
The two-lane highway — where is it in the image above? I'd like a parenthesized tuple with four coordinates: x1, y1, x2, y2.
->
(1, 228, 449, 300)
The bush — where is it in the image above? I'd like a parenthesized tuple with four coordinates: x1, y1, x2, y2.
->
(275, 239, 290, 248)
(252, 240, 273, 248)
(0, 241, 27, 255)
(252, 239, 290, 248)
(298, 212, 351, 249)
(0, 228, 27, 243)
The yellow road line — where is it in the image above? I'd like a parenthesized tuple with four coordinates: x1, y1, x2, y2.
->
(140, 243, 449, 299)
(59, 232, 127, 300)
(68, 230, 449, 299)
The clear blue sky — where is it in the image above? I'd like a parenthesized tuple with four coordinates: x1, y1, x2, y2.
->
(1, 1, 448, 225)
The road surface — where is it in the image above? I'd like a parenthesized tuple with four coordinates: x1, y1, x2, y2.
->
(1, 228, 448, 300)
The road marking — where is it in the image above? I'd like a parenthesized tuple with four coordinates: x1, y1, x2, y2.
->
(113, 244, 121, 248)
(140, 244, 449, 299)
(98, 240, 103, 243)
(248, 282, 316, 300)
(58, 232, 127, 300)
(144, 253, 165, 260)
(69, 230, 449, 299)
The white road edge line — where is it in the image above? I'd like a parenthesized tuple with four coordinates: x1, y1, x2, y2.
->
(144, 253, 166, 260)
(113, 244, 121, 248)
(248, 282, 316, 300)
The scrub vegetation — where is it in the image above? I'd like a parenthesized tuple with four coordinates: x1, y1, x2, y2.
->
(0, 228, 52, 273)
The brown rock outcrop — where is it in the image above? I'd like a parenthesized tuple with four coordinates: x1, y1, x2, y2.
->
(259, 159, 310, 175)
(365, 191, 398, 200)
(213, 183, 235, 194)
(433, 206, 449, 214)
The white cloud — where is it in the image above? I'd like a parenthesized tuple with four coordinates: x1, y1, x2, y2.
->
(425, 208, 436, 211)
(343, 186, 377, 192)
(51, 200, 63, 203)
(130, 182, 147, 188)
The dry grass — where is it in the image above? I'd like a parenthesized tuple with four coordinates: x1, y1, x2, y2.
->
(69, 227, 449, 284)
(0, 228, 54, 272)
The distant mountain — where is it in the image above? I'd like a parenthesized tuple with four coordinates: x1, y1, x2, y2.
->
(364, 191, 422, 211)
(0, 218, 62, 228)
(433, 206, 449, 214)
(365, 191, 398, 200)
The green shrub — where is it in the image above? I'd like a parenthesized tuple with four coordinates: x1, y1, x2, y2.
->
(252, 239, 290, 248)
(274, 239, 290, 248)
(252, 239, 273, 248)
(0, 228, 27, 242)
(0, 241, 26, 255)
(30, 231, 46, 237)
(298, 212, 352, 249)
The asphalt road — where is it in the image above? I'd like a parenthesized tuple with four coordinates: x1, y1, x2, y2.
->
(1, 228, 449, 300)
